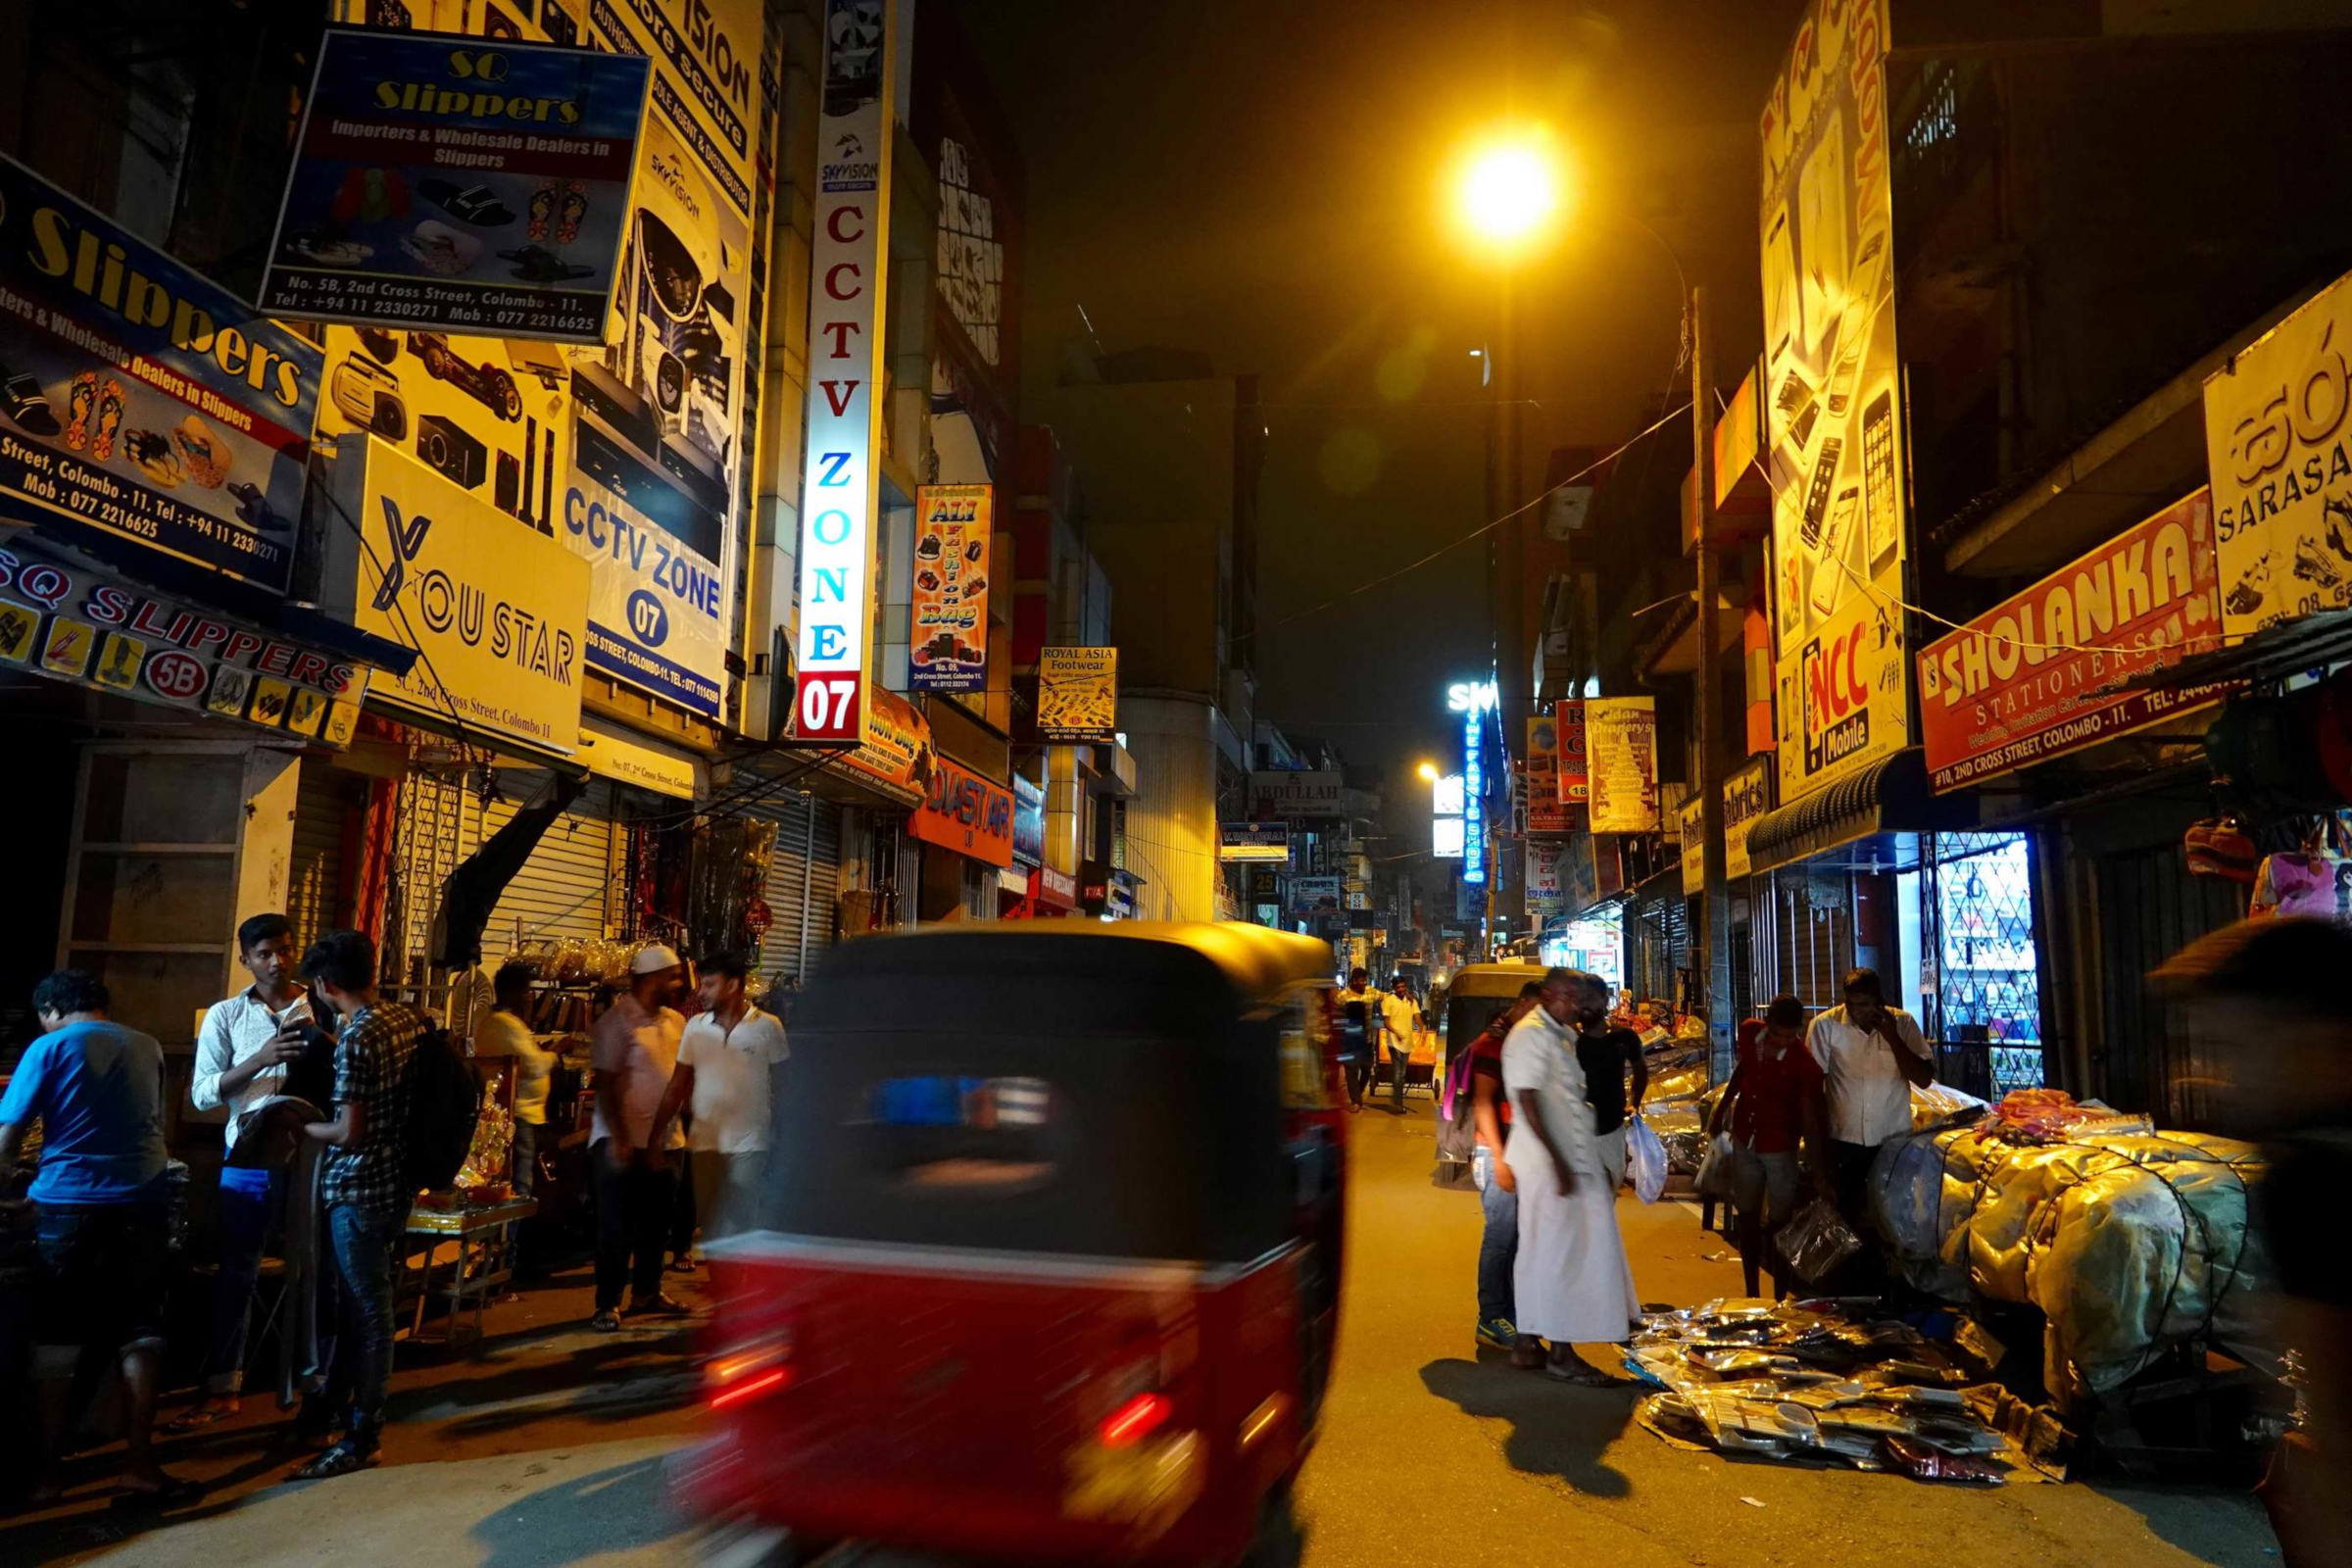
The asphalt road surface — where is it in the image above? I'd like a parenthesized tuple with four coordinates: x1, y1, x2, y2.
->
(10, 1099, 2279, 1567)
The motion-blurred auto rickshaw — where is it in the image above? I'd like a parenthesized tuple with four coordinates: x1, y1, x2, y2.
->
(1431, 961, 1546, 1180)
(675, 922, 1348, 1567)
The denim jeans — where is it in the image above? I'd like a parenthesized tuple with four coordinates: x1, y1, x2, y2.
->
(205, 1166, 283, 1394)
(321, 1202, 402, 1450)
(1471, 1145, 1517, 1326)
(1388, 1046, 1411, 1107)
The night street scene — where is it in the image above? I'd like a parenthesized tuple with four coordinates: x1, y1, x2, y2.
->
(6, 1, 2352, 1564)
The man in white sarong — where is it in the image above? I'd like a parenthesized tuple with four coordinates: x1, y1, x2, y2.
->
(1502, 967, 1642, 1383)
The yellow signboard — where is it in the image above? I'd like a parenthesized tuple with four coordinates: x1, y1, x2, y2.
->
(1039, 646, 1117, 744)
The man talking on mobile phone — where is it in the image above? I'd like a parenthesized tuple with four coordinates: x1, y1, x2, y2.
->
(1803, 966, 1934, 1286)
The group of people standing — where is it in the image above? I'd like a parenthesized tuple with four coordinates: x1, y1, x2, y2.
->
(1462, 964, 1934, 1379)
(1, 913, 791, 1506)
(1332, 967, 1425, 1112)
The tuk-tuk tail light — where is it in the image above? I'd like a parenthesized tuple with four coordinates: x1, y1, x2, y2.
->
(1098, 1392, 1172, 1448)
(706, 1335, 795, 1410)
(709, 1366, 791, 1409)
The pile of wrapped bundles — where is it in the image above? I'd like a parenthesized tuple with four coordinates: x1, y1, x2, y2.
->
(1629, 1298, 2059, 1481)
(1872, 1090, 2268, 1408)
(1638, 1036, 1715, 1173)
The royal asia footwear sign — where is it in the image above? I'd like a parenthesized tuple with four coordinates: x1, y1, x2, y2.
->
(1038, 645, 1117, 743)
(0, 153, 322, 594)
(0, 538, 369, 745)
(908, 483, 992, 693)
(2205, 266, 2352, 637)
(327, 436, 588, 753)
(261, 29, 650, 342)
(1918, 490, 2228, 792)
(793, 0, 894, 743)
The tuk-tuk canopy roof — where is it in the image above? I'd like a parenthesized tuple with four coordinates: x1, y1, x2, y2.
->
(804, 920, 1334, 1027)
(1444, 962, 1550, 1001)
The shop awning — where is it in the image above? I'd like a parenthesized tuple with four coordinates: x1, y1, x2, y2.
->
(1743, 748, 1980, 875)
(2126, 605, 2352, 694)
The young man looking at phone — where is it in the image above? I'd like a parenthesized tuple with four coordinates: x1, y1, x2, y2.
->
(177, 912, 312, 1431)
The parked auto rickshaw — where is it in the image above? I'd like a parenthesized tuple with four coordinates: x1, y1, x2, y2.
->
(1431, 961, 1546, 1179)
(675, 921, 1348, 1567)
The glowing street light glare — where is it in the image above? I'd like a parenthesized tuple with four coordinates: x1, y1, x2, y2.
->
(1416, 760, 1441, 783)
(1454, 133, 1566, 253)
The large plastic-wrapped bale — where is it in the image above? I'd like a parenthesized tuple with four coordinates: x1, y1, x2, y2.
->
(1871, 1125, 1988, 1298)
(1645, 1099, 1708, 1174)
(2029, 1133, 2267, 1405)
(1966, 1141, 2108, 1303)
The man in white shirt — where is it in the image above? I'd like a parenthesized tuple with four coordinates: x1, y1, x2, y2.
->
(652, 951, 786, 1242)
(588, 944, 690, 1331)
(176, 912, 313, 1430)
(1381, 975, 1423, 1111)
(1805, 966, 1935, 1276)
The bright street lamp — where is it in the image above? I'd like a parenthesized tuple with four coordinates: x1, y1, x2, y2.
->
(1450, 129, 1568, 257)
(1415, 760, 1441, 783)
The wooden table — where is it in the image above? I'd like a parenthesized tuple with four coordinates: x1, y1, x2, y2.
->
(401, 1197, 537, 1347)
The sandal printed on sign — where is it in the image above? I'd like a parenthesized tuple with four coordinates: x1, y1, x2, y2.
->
(1, 371, 59, 436)
(65, 371, 97, 450)
(124, 429, 185, 488)
(92, 378, 126, 461)
(172, 416, 229, 487)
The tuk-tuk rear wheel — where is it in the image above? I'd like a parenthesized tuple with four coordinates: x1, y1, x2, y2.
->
(1237, 1493, 1303, 1568)
(688, 1516, 831, 1568)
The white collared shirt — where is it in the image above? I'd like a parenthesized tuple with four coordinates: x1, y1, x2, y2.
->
(677, 1005, 788, 1154)
(190, 986, 313, 1147)
(1805, 1004, 1933, 1147)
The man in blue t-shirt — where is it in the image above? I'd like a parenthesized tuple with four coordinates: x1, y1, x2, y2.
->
(0, 969, 187, 1504)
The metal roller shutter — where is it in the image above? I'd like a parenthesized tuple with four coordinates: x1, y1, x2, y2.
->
(482, 786, 617, 957)
(758, 794, 841, 990)
(289, 759, 361, 946)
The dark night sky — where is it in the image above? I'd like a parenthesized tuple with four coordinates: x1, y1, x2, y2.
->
(959, 1, 1800, 822)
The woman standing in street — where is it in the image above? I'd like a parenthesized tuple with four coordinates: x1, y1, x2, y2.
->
(1502, 968, 1642, 1383)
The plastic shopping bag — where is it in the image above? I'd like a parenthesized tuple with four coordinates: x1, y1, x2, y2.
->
(1775, 1198, 1863, 1284)
(1692, 1132, 1736, 1199)
(1626, 1112, 1668, 1204)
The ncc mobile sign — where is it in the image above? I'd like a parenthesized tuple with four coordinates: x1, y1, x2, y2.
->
(794, 0, 893, 745)
(0, 152, 322, 594)
(260, 30, 649, 342)
(1918, 491, 2226, 792)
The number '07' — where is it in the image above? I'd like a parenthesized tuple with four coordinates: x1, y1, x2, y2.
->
(801, 677, 858, 733)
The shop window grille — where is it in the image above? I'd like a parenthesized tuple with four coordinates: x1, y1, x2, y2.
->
(1926, 831, 2043, 1096)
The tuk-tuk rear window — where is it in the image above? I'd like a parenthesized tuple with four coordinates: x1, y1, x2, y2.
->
(859, 1075, 1063, 1191)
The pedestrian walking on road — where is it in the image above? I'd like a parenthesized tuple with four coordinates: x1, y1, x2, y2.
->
(1707, 995, 1834, 1298)
(0, 970, 190, 1506)
(652, 951, 787, 1243)
(588, 944, 691, 1330)
(1573, 987, 1648, 1189)
(1804, 967, 1933, 1286)
(1382, 974, 1422, 1111)
(1335, 967, 1378, 1112)
(294, 930, 424, 1480)
(177, 911, 312, 1433)
(1502, 968, 1641, 1384)
(1468, 982, 1543, 1349)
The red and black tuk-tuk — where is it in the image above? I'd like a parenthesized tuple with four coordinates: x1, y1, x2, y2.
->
(674, 921, 1348, 1566)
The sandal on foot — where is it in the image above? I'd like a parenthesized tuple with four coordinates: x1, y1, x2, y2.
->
(291, 1443, 375, 1481)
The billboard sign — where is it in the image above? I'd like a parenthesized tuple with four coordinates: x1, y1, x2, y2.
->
(1587, 696, 1660, 833)
(0, 152, 322, 593)
(1555, 698, 1590, 808)
(1219, 821, 1291, 862)
(1527, 713, 1569, 834)
(1724, 757, 1774, 880)
(1038, 645, 1117, 742)
(908, 483, 992, 692)
(1761, 0, 1910, 801)
(1250, 768, 1343, 818)
(1918, 490, 2228, 791)
(2204, 267, 2352, 637)
(792, 0, 893, 743)
(911, 754, 1013, 867)
(1010, 771, 1045, 865)
(260, 29, 648, 341)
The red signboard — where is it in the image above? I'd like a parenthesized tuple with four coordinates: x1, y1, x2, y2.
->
(1555, 700, 1589, 808)
(1030, 863, 1078, 909)
(911, 753, 1016, 866)
(1917, 490, 2229, 792)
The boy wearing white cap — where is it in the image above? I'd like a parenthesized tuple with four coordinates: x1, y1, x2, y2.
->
(588, 943, 690, 1330)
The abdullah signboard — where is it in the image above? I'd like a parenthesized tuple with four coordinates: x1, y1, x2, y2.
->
(1917, 491, 2228, 792)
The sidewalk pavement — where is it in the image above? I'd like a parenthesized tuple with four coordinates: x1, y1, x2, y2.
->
(0, 1257, 713, 1568)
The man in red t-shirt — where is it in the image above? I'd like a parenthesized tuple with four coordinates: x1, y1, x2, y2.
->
(1467, 983, 1544, 1348)
(1706, 994, 1834, 1298)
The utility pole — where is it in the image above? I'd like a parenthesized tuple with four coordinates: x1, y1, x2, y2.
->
(1690, 285, 1734, 1082)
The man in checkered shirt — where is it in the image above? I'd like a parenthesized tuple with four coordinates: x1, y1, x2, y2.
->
(296, 929, 423, 1479)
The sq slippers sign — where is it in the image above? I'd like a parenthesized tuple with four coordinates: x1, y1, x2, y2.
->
(261, 29, 650, 342)
(0, 153, 321, 593)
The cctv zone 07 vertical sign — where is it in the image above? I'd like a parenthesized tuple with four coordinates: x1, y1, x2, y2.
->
(793, 0, 893, 745)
